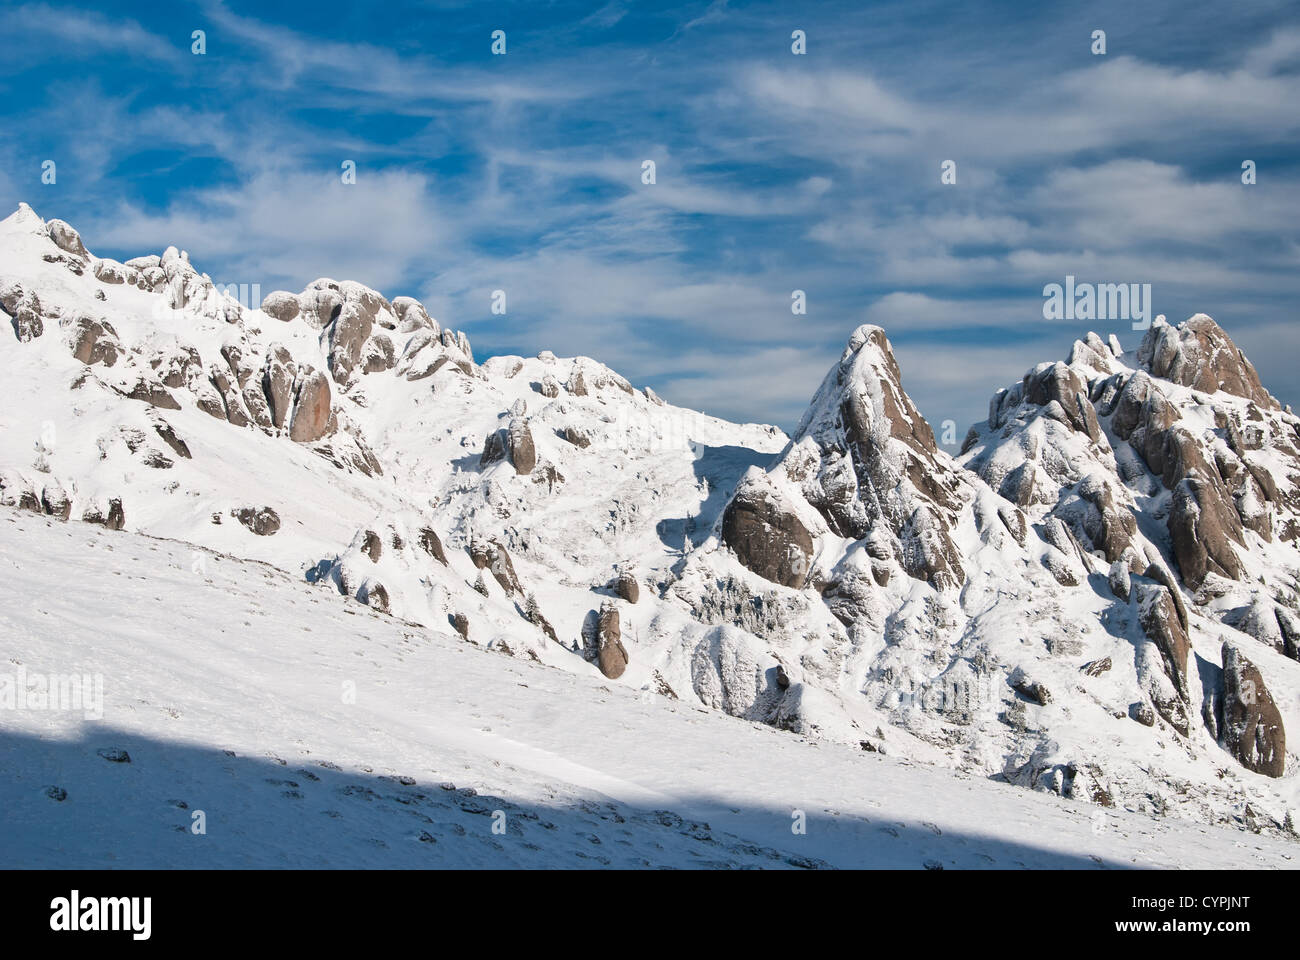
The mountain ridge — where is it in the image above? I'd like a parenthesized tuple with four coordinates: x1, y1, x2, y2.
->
(3, 203, 1298, 841)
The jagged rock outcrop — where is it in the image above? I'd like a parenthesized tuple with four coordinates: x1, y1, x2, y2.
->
(506, 418, 536, 475)
(595, 600, 629, 679)
(721, 474, 814, 589)
(1139, 314, 1278, 410)
(1221, 641, 1286, 777)
(470, 538, 522, 596)
(64, 313, 121, 366)
(289, 368, 333, 443)
(418, 526, 448, 565)
(231, 506, 281, 536)
(1136, 581, 1192, 703)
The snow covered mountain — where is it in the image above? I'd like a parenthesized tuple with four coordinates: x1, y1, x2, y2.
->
(2, 202, 1298, 862)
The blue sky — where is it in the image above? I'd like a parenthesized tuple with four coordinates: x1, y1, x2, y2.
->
(2, 0, 1297, 437)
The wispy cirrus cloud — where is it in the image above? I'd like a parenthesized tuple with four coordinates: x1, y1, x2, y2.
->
(0, 0, 1296, 435)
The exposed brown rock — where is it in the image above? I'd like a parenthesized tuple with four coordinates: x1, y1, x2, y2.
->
(64, 314, 121, 366)
(418, 526, 448, 565)
(1136, 581, 1192, 702)
(563, 425, 592, 448)
(506, 418, 536, 475)
(1220, 641, 1286, 777)
(1140, 315, 1278, 410)
(47, 219, 89, 259)
(230, 506, 280, 536)
(469, 539, 523, 596)
(614, 572, 640, 604)
(721, 478, 814, 589)
(260, 291, 300, 323)
(1169, 477, 1244, 588)
(289, 368, 333, 443)
(596, 600, 629, 679)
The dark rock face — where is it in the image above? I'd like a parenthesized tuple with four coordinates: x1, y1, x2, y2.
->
(1169, 477, 1244, 588)
(150, 418, 191, 459)
(721, 480, 814, 589)
(361, 530, 382, 562)
(418, 526, 448, 565)
(83, 498, 125, 530)
(1136, 581, 1192, 702)
(64, 314, 121, 366)
(469, 539, 522, 596)
(614, 573, 639, 604)
(480, 430, 506, 467)
(1139, 315, 1278, 410)
(288, 368, 333, 443)
(506, 418, 536, 475)
(1220, 641, 1286, 777)
(596, 601, 629, 679)
(563, 425, 591, 448)
(230, 506, 281, 536)
(451, 612, 470, 639)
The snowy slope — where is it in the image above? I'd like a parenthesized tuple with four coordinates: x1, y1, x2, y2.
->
(2, 510, 1293, 869)
(2, 202, 1300, 856)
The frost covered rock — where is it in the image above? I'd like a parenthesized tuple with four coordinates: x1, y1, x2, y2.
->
(260, 291, 300, 323)
(1136, 581, 1191, 703)
(1139, 315, 1277, 410)
(288, 368, 333, 443)
(506, 418, 536, 475)
(596, 600, 628, 679)
(46, 219, 89, 259)
(63, 313, 121, 366)
(721, 473, 814, 589)
(230, 506, 281, 536)
(1220, 641, 1285, 777)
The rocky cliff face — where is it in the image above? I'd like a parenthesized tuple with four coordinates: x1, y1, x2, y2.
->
(3, 203, 1298, 839)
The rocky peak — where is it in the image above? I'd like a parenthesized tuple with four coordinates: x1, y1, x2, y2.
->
(1138, 314, 1277, 410)
(723, 324, 966, 592)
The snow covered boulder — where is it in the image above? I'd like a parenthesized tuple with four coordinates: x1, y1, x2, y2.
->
(260, 291, 300, 323)
(506, 418, 536, 475)
(721, 473, 814, 589)
(230, 506, 281, 536)
(92, 258, 128, 285)
(46, 219, 89, 259)
(82, 497, 125, 530)
(1220, 641, 1286, 777)
(595, 600, 628, 679)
